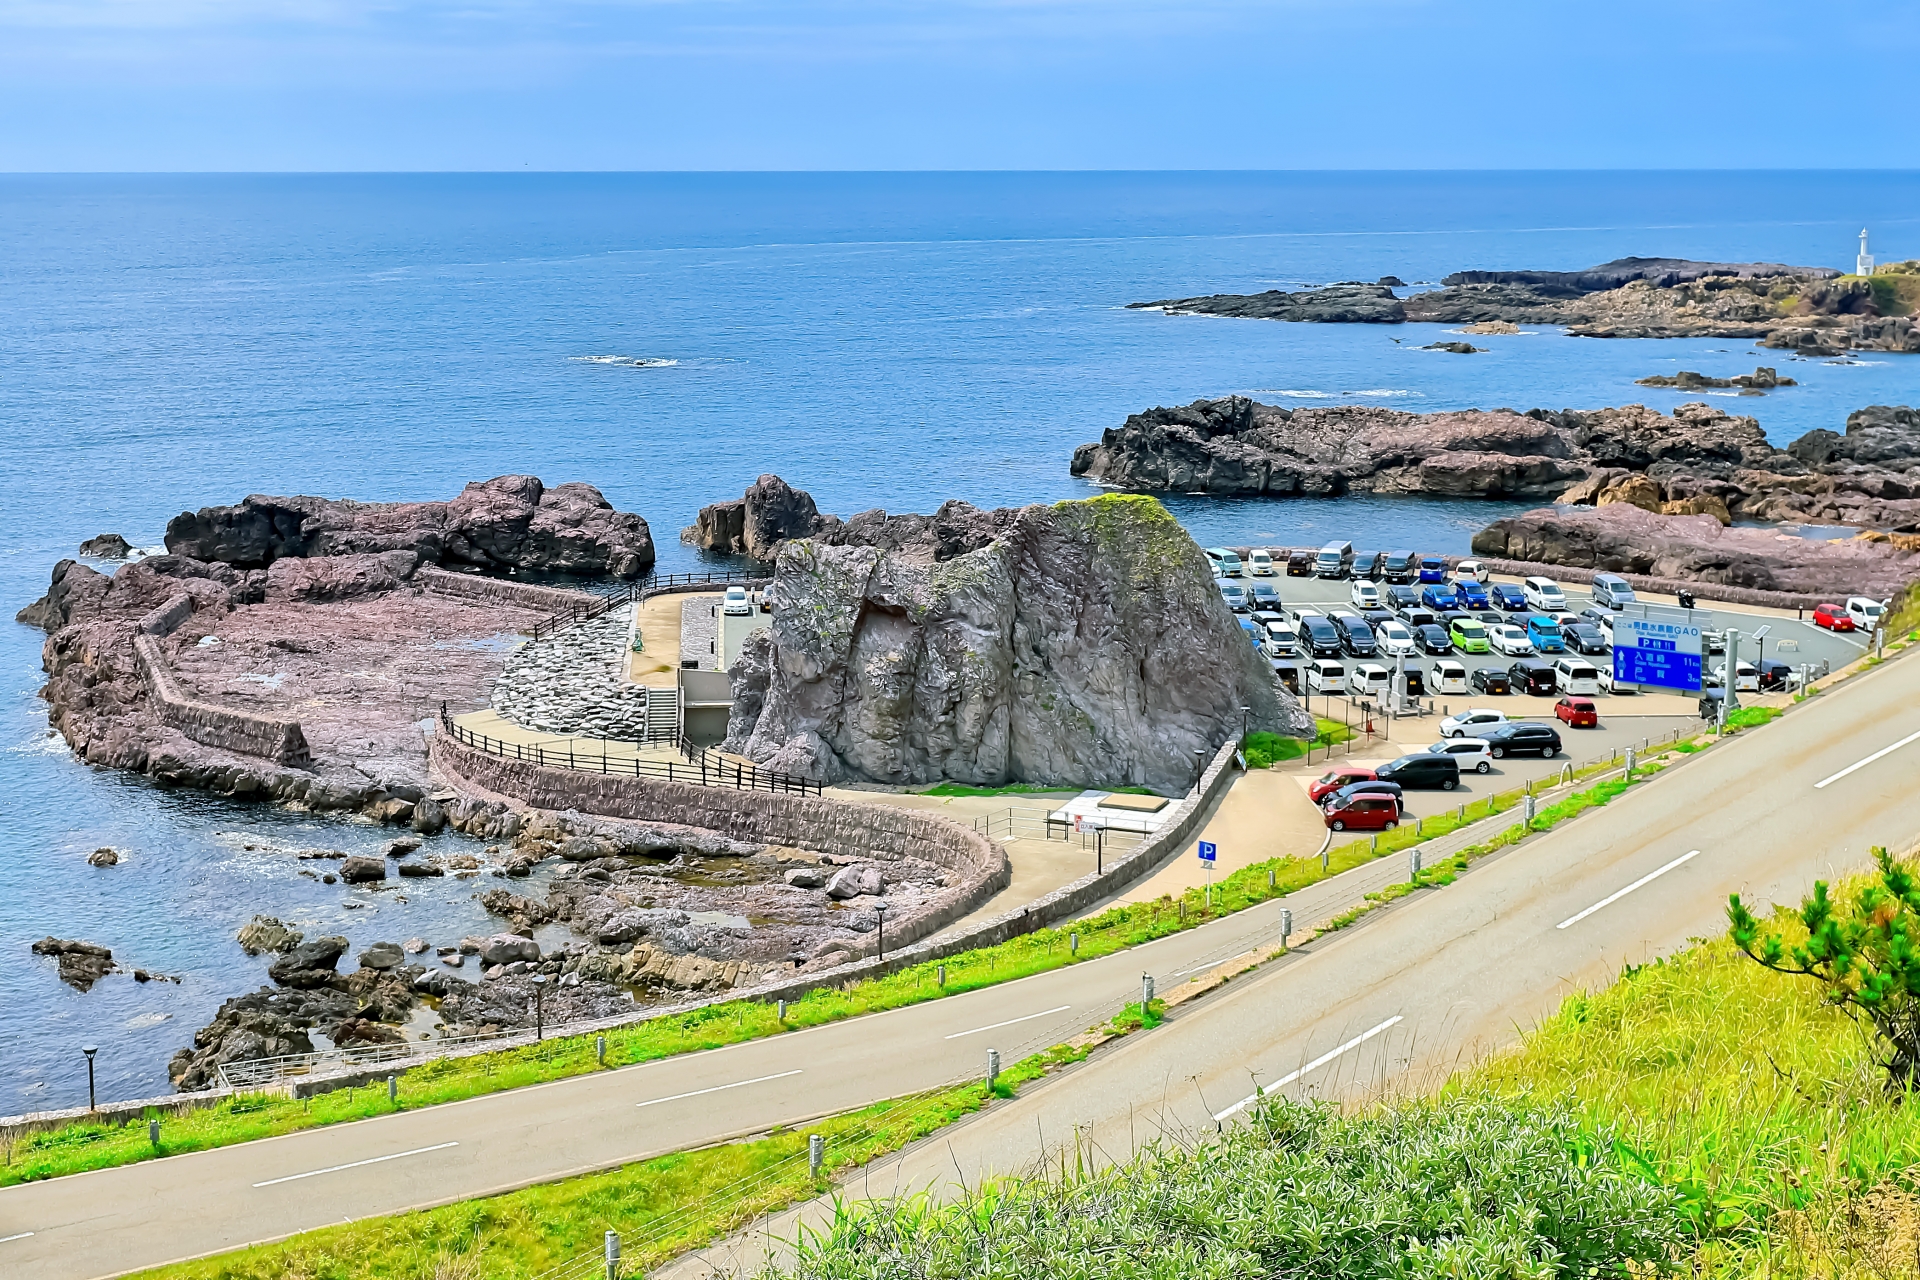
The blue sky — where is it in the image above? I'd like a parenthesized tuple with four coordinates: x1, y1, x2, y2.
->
(3, 0, 1917, 171)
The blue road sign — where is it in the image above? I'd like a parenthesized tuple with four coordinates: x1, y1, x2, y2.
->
(1198, 841, 1217, 863)
(1614, 617, 1702, 691)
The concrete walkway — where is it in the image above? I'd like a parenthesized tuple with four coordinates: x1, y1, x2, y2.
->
(627, 592, 719, 687)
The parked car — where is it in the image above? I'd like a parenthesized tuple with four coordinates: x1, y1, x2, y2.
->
(1375, 618, 1416, 657)
(1382, 550, 1418, 584)
(1454, 559, 1490, 583)
(722, 585, 754, 616)
(1323, 793, 1402, 832)
(1487, 623, 1533, 656)
(1349, 579, 1382, 609)
(1553, 658, 1601, 695)
(1353, 663, 1393, 697)
(1385, 584, 1422, 614)
(1758, 659, 1795, 692)
(1563, 622, 1609, 655)
(1522, 576, 1567, 613)
(1421, 583, 1460, 612)
(1287, 548, 1315, 577)
(1454, 578, 1493, 610)
(1440, 707, 1509, 738)
(1420, 738, 1493, 774)
(1336, 616, 1379, 658)
(1360, 607, 1396, 633)
(1576, 609, 1616, 646)
(1478, 722, 1563, 758)
(1204, 547, 1243, 578)
(1217, 580, 1248, 612)
(1590, 572, 1637, 609)
(1418, 555, 1448, 584)
(1375, 752, 1461, 791)
(1262, 619, 1301, 657)
(1491, 582, 1528, 611)
(1707, 660, 1760, 692)
(1272, 661, 1302, 695)
(1508, 658, 1557, 696)
(1847, 596, 1888, 631)
(1554, 696, 1599, 728)
(1309, 766, 1378, 804)
(1811, 602, 1854, 631)
(1300, 615, 1345, 658)
(1598, 667, 1639, 695)
(1449, 616, 1491, 653)
(1306, 659, 1348, 694)
(1401, 663, 1428, 697)
(1353, 551, 1386, 580)
(1402, 607, 1438, 630)
(1247, 548, 1276, 577)
(1315, 541, 1356, 579)
(1328, 779, 1405, 808)
(1525, 614, 1566, 654)
(1249, 581, 1283, 609)
(1431, 660, 1470, 694)
(1470, 666, 1512, 695)
(1414, 623, 1453, 655)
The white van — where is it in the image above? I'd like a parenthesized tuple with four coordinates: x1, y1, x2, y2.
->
(1353, 663, 1392, 696)
(1847, 596, 1887, 630)
(1205, 547, 1244, 578)
(1306, 660, 1347, 695)
(1247, 549, 1276, 577)
(1263, 620, 1300, 658)
(1553, 658, 1601, 695)
(1349, 579, 1382, 609)
(1432, 660, 1469, 695)
(1523, 576, 1567, 612)
(1454, 559, 1490, 584)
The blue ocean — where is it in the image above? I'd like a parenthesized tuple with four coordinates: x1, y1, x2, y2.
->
(4, 171, 1918, 1111)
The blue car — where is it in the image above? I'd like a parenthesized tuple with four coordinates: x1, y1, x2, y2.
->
(1420, 583, 1460, 612)
(1418, 555, 1448, 584)
(1454, 578, 1492, 610)
(1491, 582, 1527, 611)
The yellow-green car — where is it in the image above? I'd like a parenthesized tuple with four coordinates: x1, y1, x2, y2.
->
(1449, 616, 1491, 653)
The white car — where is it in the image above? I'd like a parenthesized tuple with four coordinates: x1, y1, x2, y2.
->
(1486, 623, 1533, 656)
(1262, 620, 1300, 657)
(1431, 660, 1470, 695)
(1353, 663, 1392, 696)
(1454, 559, 1490, 584)
(1306, 659, 1347, 695)
(1847, 596, 1888, 630)
(1349, 580, 1382, 609)
(1598, 667, 1640, 694)
(1375, 619, 1416, 657)
(1708, 660, 1760, 692)
(1522, 575, 1567, 613)
(1247, 549, 1276, 576)
(1440, 708, 1509, 739)
(722, 585, 754, 616)
(1420, 738, 1493, 774)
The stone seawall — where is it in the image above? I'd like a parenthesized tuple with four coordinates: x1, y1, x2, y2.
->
(415, 565, 599, 615)
(131, 594, 313, 766)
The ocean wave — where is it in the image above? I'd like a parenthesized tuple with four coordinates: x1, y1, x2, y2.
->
(1247, 388, 1419, 400)
(571, 355, 679, 368)
(1347, 389, 1418, 398)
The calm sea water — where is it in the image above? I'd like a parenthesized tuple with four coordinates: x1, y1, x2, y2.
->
(4, 171, 1919, 1112)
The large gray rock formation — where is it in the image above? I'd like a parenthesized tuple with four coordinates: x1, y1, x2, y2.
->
(682, 474, 838, 559)
(726, 494, 1308, 793)
(164, 475, 655, 579)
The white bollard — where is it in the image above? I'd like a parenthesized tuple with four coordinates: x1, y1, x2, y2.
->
(1281, 908, 1293, 946)
(1409, 848, 1422, 878)
(808, 1133, 823, 1177)
(986, 1048, 1001, 1092)
(605, 1229, 621, 1280)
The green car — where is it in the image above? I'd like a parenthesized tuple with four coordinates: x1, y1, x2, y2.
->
(1449, 617, 1491, 653)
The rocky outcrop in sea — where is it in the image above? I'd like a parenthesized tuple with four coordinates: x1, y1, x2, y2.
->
(724, 494, 1308, 792)
(682, 473, 837, 559)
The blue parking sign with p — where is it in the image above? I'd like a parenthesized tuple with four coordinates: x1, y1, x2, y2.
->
(1198, 841, 1217, 863)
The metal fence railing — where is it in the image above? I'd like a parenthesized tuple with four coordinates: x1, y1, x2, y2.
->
(529, 569, 764, 641)
(971, 805, 1155, 849)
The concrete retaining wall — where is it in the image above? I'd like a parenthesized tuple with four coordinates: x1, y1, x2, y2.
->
(416, 565, 599, 615)
(132, 595, 313, 766)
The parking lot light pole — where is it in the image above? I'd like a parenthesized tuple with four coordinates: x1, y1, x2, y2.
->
(874, 901, 887, 962)
(1192, 749, 1206, 796)
(1723, 631, 1742, 717)
(82, 1045, 98, 1111)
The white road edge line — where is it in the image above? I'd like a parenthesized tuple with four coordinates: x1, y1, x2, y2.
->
(1556, 849, 1701, 930)
(943, 1005, 1073, 1040)
(1213, 1015, 1404, 1122)
(0, 1231, 35, 1244)
(1814, 728, 1920, 790)
(636, 1069, 802, 1108)
(252, 1141, 460, 1188)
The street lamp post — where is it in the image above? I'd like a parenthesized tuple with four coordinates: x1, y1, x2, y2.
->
(1240, 705, 1251, 747)
(874, 901, 888, 962)
(530, 975, 547, 1042)
(1193, 748, 1206, 796)
(82, 1045, 98, 1111)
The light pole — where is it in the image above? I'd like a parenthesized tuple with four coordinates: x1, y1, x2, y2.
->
(1240, 705, 1251, 747)
(1723, 630, 1742, 718)
(874, 901, 888, 962)
(1752, 624, 1771, 692)
(530, 974, 547, 1042)
(82, 1045, 98, 1111)
(1193, 748, 1206, 796)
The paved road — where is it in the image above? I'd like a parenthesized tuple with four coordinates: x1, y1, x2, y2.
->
(7, 652, 1917, 1279)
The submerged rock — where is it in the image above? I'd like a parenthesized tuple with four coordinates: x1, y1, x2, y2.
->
(235, 916, 304, 956)
(31, 937, 116, 991)
(86, 846, 122, 867)
(79, 533, 133, 559)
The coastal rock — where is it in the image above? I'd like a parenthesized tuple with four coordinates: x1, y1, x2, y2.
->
(410, 797, 447, 834)
(826, 865, 884, 900)
(31, 937, 116, 991)
(235, 916, 304, 956)
(1421, 341, 1484, 354)
(267, 935, 349, 989)
(1635, 366, 1796, 391)
(386, 836, 423, 857)
(728, 494, 1306, 792)
(397, 860, 444, 877)
(79, 533, 133, 559)
(340, 856, 387, 883)
(683, 474, 838, 559)
(436, 972, 632, 1034)
(86, 846, 122, 867)
(478, 933, 541, 966)
(169, 986, 356, 1090)
(1131, 282, 1405, 324)
(784, 867, 827, 889)
(358, 941, 404, 971)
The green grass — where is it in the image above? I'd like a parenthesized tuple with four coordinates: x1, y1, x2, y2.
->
(1243, 719, 1352, 767)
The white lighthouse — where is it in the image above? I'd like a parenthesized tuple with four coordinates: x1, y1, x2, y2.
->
(1858, 228, 1875, 277)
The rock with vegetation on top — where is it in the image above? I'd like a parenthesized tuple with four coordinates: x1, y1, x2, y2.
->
(726, 494, 1308, 793)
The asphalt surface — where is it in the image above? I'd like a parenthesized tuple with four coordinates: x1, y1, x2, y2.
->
(6, 649, 1916, 1279)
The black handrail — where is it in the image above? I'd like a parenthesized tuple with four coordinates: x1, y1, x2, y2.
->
(528, 570, 765, 641)
(437, 704, 821, 797)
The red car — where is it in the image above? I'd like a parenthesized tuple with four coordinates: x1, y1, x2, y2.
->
(1323, 793, 1401, 832)
(1309, 766, 1377, 804)
(1812, 603, 1855, 631)
(1554, 696, 1599, 728)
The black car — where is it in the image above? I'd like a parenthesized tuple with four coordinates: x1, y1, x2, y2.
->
(1414, 623, 1452, 655)
(1439, 609, 1472, 631)
(1508, 659, 1556, 696)
(1479, 722, 1562, 758)
(1300, 615, 1345, 658)
(1402, 606, 1438, 630)
(1470, 667, 1511, 695)
(1352, 551, 1385, 581)
(1385, 584, 1421, 614)
(1360, 607, 1396, 632)
(1271, 661, 1302, 695)
(1336, 616, 1378, 658)
(1248, 581, 1284, 610)
(1286, 549, 1315, 577)
(1376, 753, 1461, 791)
(1381, 550, 1418, 584)
(1401, 663, 1427, 697)
(1563, 622, 1609, 655)
(1329, 779, 1405, 808)
(1758, 658, 1795, 692)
